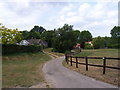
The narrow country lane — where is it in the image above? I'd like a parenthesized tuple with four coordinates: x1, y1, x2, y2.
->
(42, 55, 118, 88)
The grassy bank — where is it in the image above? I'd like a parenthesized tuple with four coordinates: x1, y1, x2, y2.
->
(2, 52, 51, 88)
(63, 49, 119, 87)
(43, 48, 64, 58)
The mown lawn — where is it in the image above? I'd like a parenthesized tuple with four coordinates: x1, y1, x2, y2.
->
(2, 52, 51, 88)
(63, 49, 119, 87)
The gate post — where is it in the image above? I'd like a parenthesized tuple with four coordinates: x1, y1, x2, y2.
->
(76, 57, 78, 68)
(70, 56, 72, 66)
(85, 57, 88, 71)
(103, 57, 106, 74)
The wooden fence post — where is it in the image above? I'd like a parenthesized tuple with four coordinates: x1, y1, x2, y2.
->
(85, 57, 88, 71)
(70, 56, 72, 66)
(65, 54, 68, 64)
(65, 54, 67, 61)
(103, 57, 106, 74)
(76, 57, 78, 68)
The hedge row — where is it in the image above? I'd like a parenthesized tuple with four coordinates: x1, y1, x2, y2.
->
(2, 44, 42, 55)
(107, 44, 120, 49)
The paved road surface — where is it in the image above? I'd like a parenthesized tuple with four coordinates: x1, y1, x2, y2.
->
(42, 56, 118, 88)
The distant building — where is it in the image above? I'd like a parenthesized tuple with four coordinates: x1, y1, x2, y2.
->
(85, 41, 93, 46)
(19, 40, 29, 45)
(19, 38, 48, 48)
(75, 43, 81, 49)
(73, 43, 81, 52)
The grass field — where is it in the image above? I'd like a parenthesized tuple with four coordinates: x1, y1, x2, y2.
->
(2, 52, 51, 88)
(63, 49, 119, 87)
(74, 49, 119, 57)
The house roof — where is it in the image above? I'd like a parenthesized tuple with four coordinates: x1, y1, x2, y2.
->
(20, 39, 48, 46)
(27, 39, 47, 45)
(85, 41, 92, 43)
(73, 43, 81, 49)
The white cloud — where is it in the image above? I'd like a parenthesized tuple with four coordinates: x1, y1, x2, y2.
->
(0, 1, 53, 30)
(78, 3, 91, 15)
(67, 12, 76, 17)
(50, 1, 118, 37)
(0, 0, 118, 37)
(58, 4, 74, 14)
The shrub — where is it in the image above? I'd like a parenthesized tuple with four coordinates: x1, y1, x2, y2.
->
(51, 48, 58, 52)
(65, 50, 71, 54)
(107, 43, 120, 49)
(2, 44, 42, 55)
(84, 43, 93, 49)
(92, 37, 105, 49)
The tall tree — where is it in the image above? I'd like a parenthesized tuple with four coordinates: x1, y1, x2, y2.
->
(27, 30, 41, 39)
(110, 26, 120, 44)
(79, 30, 92, 48)
(25, 25, 46, 39)
(73, 30, 81, 43)
(52, 24, 76, 52)
(20, 30, 29, 39)
(31, 25, 46, 34)
(103, 36, 111, 48)
(41, 30, 56, 47)
(92, 36, 105, 49)
(0, 25, 22, 44)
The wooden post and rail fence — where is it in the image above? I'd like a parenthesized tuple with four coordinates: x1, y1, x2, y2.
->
(65, 54, 120, 74)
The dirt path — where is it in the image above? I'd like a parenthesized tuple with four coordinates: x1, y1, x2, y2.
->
(42, 55, 118, 88)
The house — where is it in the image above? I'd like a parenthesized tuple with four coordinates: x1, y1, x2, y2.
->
(19, 38, 48, 48)
(19, 40, 29, 45)
(75, 43, 81, 49)
(73, 43, 81, 52)
(85, 41, 93, 46)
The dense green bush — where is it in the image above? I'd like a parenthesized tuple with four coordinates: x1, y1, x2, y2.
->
(2, 44, 42, 55)
(52, 24, 77, 53)
(84, 43, 93, 49)
(107, 43, 120, 49)
(65, 50, 71, 54)
(92, 36, 105, 49)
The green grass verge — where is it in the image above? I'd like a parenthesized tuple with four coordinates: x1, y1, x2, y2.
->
(63, 49, 119, 87)
(74, 49, 119, 57)
(2, 52, 51, 88)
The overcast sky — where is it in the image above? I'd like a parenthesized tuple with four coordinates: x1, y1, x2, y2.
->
(0, 0, 119, 37)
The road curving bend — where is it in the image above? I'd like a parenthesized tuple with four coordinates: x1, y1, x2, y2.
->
(42, 55, 118, 88)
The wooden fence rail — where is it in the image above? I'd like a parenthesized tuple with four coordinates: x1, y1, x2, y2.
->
(65, 54, 120, 74)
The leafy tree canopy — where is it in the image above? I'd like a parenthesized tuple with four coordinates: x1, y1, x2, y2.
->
(79, 30, 92, 48)
(31, 25, 46, 34)
(110, 26, 120, 38)
(0, 24, 22, 44)
(92, 36, 105, 49)
(110, 26, 120, 44)
(20, 30, 29, 39)
(53, 24, 77, 52)
(41, 30, 56, 47)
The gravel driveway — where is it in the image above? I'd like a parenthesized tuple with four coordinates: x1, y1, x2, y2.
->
(42, 56, 118, 88)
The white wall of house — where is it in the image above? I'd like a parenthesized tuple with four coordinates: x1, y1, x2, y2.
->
(19, 40, 29, 45)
